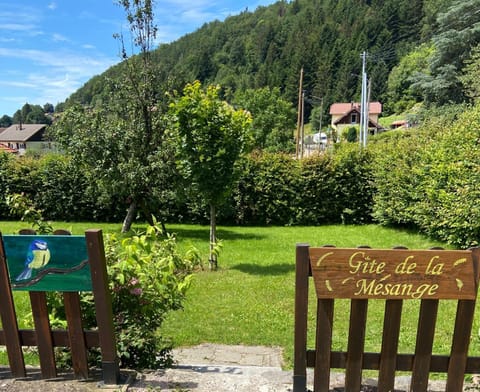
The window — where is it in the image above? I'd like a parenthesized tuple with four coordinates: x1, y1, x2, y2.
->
(351, 114, 357, 124)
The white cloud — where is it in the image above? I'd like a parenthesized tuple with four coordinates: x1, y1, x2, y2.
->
(52, 33, 69, 42)
(48, 2, 57, 11)
(0, 46, 116, 108)
(0, 80, 36, 88)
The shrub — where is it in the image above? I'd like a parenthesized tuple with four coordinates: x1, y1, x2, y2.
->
(331, 143, 374, 224)
(231, 152, 300, 225)
(103, 222, 201, 368)
(48, 221, 201, 370)
(371, 103, 480, 248)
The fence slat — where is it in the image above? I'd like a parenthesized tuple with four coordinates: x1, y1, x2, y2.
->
(345, 299, 368, 391)
(314, 298, 334, 392)
(446, 299, 476, 391)
(293, 244, 310, 392)
(411, 299, 439, 391)
(86, 229, 119, 385)
(378, 299, 403, 392)
(29, 291, 57, 379)
(0, 233, 26, 378)
(64, 292, 89, 379)
(19, 230, 57, 379)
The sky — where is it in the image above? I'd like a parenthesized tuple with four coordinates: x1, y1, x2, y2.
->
(0, 0, 275, 118)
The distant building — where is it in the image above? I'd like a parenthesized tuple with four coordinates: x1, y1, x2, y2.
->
(390, 120, 409, 129)
(0, 124, 56, 155)
(329, 102, 383, 138)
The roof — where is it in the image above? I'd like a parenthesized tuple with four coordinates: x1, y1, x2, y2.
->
(0, 124, 47, 142)
(329, 102, 382, 115)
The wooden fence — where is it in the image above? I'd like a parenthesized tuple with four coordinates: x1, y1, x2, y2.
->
(0, 229, 119, 385)
(293, 244, 480, 392)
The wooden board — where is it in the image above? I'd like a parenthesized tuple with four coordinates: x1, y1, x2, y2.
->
(3, 235, 91, 292)
(309, 248, 477, 300)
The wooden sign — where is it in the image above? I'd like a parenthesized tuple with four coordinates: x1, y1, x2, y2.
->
(3, 235, 92, 292)
(309, 247, 478, 300)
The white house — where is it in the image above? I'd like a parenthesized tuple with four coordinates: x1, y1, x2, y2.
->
(0, 124, 56, 155)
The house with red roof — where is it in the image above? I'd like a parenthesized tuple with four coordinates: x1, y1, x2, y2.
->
(329, 102, 383, 138)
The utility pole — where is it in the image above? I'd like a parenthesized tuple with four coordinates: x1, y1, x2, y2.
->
(296, 68, 304, 159)
(359, 51, 368, 148)
(301, 90, 305, 158)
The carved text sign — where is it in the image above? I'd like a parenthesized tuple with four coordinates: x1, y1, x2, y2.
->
(309, 248, 477, 300)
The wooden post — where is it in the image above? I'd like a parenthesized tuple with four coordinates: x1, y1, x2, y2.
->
(0, 233, 26, 378)
(293, 243, 309, 392)
(85, 229, 119, 385)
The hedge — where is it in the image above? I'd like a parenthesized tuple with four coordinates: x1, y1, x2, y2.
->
(371, 103, 480, 248)
(0, 147, 374, 227)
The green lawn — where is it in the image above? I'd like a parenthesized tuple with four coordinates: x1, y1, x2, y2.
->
(160, 224, 480, 369)
(1, 222, 478, 370)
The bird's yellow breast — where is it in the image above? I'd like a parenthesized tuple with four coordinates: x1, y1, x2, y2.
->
(28, 250, 51, 269)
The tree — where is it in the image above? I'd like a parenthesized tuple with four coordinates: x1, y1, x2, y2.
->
(413, 0, 480, 105)
(53, 0, 171, 232)
(346, 126, 357, 143)
(43, 103, 54, 113)
(0, 114, 12, 127)
(460, 44, 480, 102)
(386, 44, 434, 113)
(12, 103, 51, 125)
(233, 87, 295, 152)
(170, 81, 252, 270)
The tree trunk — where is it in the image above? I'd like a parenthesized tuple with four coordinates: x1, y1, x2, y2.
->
(122, 200, 137, 233)
(209, 203, 217, 271)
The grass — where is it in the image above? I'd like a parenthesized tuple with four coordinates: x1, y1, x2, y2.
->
(1, 221, 479, 370)
(160, 224, 480, 369)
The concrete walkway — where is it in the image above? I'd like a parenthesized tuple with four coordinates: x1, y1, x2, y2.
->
(128, 343, 294, 391)
(127, 344, 477, 391)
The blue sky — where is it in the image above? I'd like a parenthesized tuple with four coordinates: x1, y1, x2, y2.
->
(0, 0, 275, 117)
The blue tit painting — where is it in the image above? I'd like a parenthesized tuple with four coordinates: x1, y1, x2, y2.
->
(16, 240, 51, 281)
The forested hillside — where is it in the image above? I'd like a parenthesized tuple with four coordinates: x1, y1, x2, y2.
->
(65, 0, 458, 116)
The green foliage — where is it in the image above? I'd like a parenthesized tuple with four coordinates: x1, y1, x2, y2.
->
(386, 44, 434, 114)
(460, 43, 480, 102)
(63, 0, 431, 119)
(0, 114, 12, 127)
(170, 81, 252, 268)
(345, 126, 357, 143)
(104, 222, 201, 368)
(6, 193, 53, 234)
(371, 103, 480, 248)
(0, 152, 15, 216)
(12, 103, 52, 125)
(233, 86, 295, 152)
(171, 81, 252, 208)
(48, 221, 201, 370)
(232, 152, 300, 225)
(53, 0, 175, 233)
(411, 0, 480, 105)
(231, 148, 374, 226)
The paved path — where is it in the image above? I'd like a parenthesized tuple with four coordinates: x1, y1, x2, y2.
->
(127, 344, 478, 391)
(2, 344, 479, 390)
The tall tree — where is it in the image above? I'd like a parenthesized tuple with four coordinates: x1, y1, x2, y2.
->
(0, 114, 12, 127)
(170, 81, 252, 270)
(53, 0, 172, 232)
(233, 87, 295, 152)
(413, 0, 480, 105)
